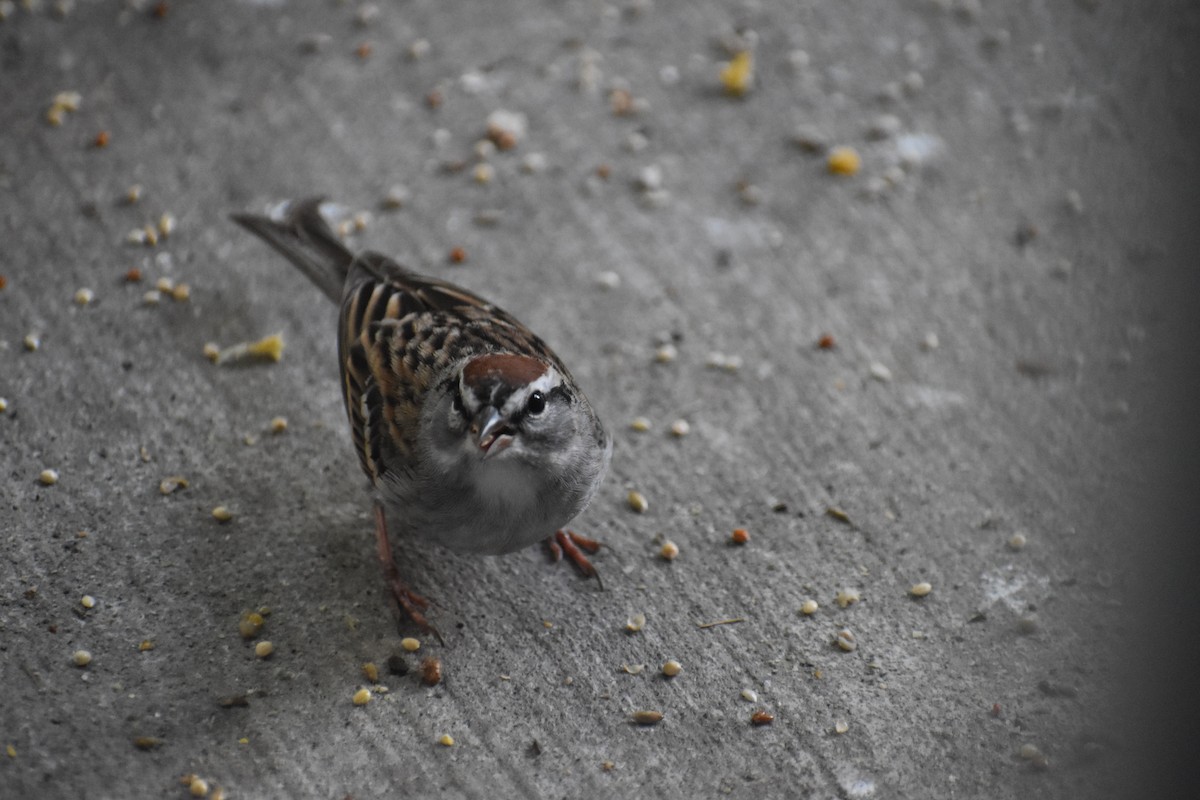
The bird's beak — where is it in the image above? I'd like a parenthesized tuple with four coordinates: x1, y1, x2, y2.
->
(472, 407, 514, 458)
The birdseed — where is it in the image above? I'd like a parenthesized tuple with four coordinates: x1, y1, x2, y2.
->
(751, 710, 775, 726)
(662, 659, 682, 677)
(669, 419, 690, 437)
(1008, 532, 1027, 551)
(654, 344, 677, 363)
(80, 595, 95, 609)
(625, 613, 646, 632)
(401, 637, 421, 652)
(421, 656, 443, 685)
(159, 476, 189, 495)
(632, 710, 663, 725)
(827, 146, 861, 176)
(39, 469, 59, 486)
(74, 287, 94, 305)
(836, 629, 857, 652)
(72, 649, 92, 667)
(211, 505, 233, 523)
(139, 640, 155, 652)
(630, 416, 651, 432)
(800, 599, 819, 616)
(143, 290, 162, 305)
(910, 581, 933, 597)
(170, 283, 190, 302)
(254, 641, 274, 659)
(238, 612, 264, 639)
(741, 688, 758, 703)
(188, 777, 209, 797)
(659, 541, 679, 561)
(352, 688, 372, 706)
(438, 734, 455, 746)
(23, 334, 40, 351)
(269, 417, 288, 434)
(730, 528, 749, 545)
(627, 490, 648, 513)
(362, 662, 379, 683)
(835, 720, 850, 734)
(720, 51, 754, 96)
(835, 588, 861, 608)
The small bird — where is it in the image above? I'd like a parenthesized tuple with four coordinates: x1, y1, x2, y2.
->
(231, 199, 611, 637)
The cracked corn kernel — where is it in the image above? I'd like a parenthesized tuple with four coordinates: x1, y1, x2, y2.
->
(659, 540, 679, 561)
(39, 469, 59, 486)
(238, 612, 264, 639)
(800, 599, 819, 616)
(835, 588, 861, 608)
(211, 505, 233, 523)
(400, 637, 421, 653)
(627, 490, 648, 513)
(669, 419, 690, 437)
(188, 777, 209, 797)
(139, 640, 155, 652)
(625, 613, 646, 632)
(630, 416, 651, 432)
(352, 688, 372, 706)
(836, 629, 857, 652)
(834, 720, 850, 734)
(254, 641, 274, 659)
(80, 595, 95, 609)
(438, 734, 455, 747)
(910, 581, 933, 597)
(362, 662, 379, 683)
(662, 659, 682, 677)
(720, 51, 754, 96)
(74, 287, 95, 305)
(269, 416, 288, 433)
(72, 649, 92, 667)
(827, 146, 861, 176)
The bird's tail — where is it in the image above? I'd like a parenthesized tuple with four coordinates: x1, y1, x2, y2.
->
(230, 197, 353, 304)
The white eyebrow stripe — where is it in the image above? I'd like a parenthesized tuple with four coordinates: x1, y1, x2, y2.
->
(501, 367, 560, 416)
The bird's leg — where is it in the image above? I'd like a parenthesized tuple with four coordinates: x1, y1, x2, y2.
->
(545, 529, 604, 589)
(374, 503, 443, 644)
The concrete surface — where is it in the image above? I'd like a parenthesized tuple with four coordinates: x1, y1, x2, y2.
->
(2, 1, 1197, 798)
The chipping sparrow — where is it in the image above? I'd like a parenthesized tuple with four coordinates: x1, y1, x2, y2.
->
(232, 199, 612, 636)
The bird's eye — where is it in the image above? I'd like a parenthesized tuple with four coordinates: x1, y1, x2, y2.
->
(527, 390, 546, 416)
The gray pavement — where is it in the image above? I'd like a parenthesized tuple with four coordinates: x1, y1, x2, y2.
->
(2, 1, 1197, 798)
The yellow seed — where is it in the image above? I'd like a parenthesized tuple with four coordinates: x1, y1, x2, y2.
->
(269, 416, 288, 433)
(72, 649, 93, 667)
(659, 541, 679, 561)
(46, 105, 64, 126)
(170, 283, 191, 302)
(139, 640, 155, 652)
(142, 225, 158, 246)
(39, 468, 59, 486)
(654, 343, 677, 363)
(438, 734, 455, 746)
(155, 277, 175, 293)
(238, 612, 264, 639)
(23, 334, 40, 351)
(627, 490, 648, 513)
(625, 613, 646, 632)
(238, 738, 249, 745)
(835, 588, 861, 608)
(211, 505, 233, 523)
(125, 184, 143, 204)
(0, 398, 7, 413)
(401, 637, 421, 653)
(630, 416, 651, 432)
(159, 476, 189, 495)
(472, 163, 495, 184)
(54, 90, 82, 111)
(720, 51, 754, 96)
(662, 659, 682, 677)
(827, 146, 861, 176)
(835, 720, 849, 734)
(188, 776, 209, 797)
(158, 213, 175, 237)
(6, 745, 15, 758)
(254, 641, 274, 659)
(800, 599, 819, 616)
(81, 595, 96, 609)
(362, 662, 379, 682)
(74, 287, 95, 305)
(1019, 743, 1041, 760)
(203, 343, 221, 362)
(910, 581, 933, 598)
(352, 687, 372, 706)
(210, 788, 226, 800)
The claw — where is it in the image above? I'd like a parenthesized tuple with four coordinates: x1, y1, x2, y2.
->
(546, 529, 604, 590)
(375, 503, 443, 645)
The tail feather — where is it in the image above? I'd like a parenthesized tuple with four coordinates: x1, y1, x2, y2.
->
(230, 197, 353, 304)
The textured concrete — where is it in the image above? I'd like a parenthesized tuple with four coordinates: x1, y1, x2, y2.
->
(2, 1, 1197, 798)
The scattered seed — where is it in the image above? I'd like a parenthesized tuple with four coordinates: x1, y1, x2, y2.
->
(920, 332, 940, 351)
(625, 613, 646, 633)
(269, 416, 288, 434)
(630, 416, 651, 432)
(654, 343, 677, 363)
(621, 663, 645, 675)
(485, 109, 527, 150)
(720, 51, 754, 96)
(72, 649, 93, 667)
(825, 506, 852, 524)
(139, 640, 155, 652)
(238, 612, 264, 639)
(352, 687, 372, 706)
(697, 617, 745, 629)
(669, 419, 690, 437)
(594, 270, 621, 289)
(23, 334, 40, 351)
(730, 528, 749, 545)
(751, 710, 775, 726)
(438, 733, 455, 747)
(835, 588, 861, 608)
(472, 163, 495, 185)
(254, 641, 274, 659)
(38, 469, 59, 486)
(1017, 615, 1039, 635)
(800, 599, 819, 616)
(215, 333, 284, 365)
(1019, 743, 1042, 761)
(382, 184, 410, 209)
(835, 628, 857, 652)
(869, 362, 893, 382)
(662, 659, 682, 677)
(627, 490, 649, 513)
(188, 776, 209, 797)
(143, 290, 162, 305)
(211, 505, 233, 523)
(448, 246, 467, 264)
(827, 146, 861, 176)
(159, 476, 189, 495)
(421, 656, 443, 686)
(202, 343, 220, 362)
(170, 283, 190, 302)
(631, 710, 663, 726)
(0, 398, 7, 413)
(74, 287, 95, 305)
(154, 277, 174, 293)
(741, 688, 759, 703)
(81, 595, 96, 609)
(132, 736, 163, 750)
(401, 637, 421, 653)
(817, 333, 836, 349)
(1008, 532, 1027, 551)
(910, 581, 933, 598)
(125, 184, 143, 205)
(659, 541, 679, 561)
(834, 720, 850, 734)
(0, 276, 6, 290)
(362, 662, 379, 683)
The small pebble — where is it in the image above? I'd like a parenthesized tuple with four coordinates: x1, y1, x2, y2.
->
(72, 649, 92, 667)
(659, 541, 679, 561)
(352, 688, 372, 706)
(669, 419, 690, 437)
(401, 637, 421, 653)
(800, 599, 819, 616)
(662, 659, 682, 677)
(38, 469, 59, 486)
(211, 505, 233, 523)
(254, 641, 274, 659)
(910, 581, 933, 598)
(627, 490, 649, 513)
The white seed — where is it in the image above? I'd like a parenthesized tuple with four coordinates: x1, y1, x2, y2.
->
(740, 688, 758, 703)
(80, 595, 95, 609)
(629, 416, 651, 432)
(269, 416, 288, 434)
(627, 490, 648, 513)
(1008, 532, 1027, 551)
(401, 637, 421, 652)
(625, 613, 646, 632)
(211, 505, 233, 523)
(352, 688, 372, 706)
(594, 270, 621, 290)
(621, 663, 645, 675)
(662, 659, 682, 677)
(659, 541, 679, 561)
(1019, 743, 1042, 760)
(0, 398, 8, 413)
(143, 290, 162, 305)
(72, 649, 93, 667)
(202, 342, 220, 362)
(910, 581, 933, 598)
(834, 720, 850, 734)
(868, 362, 893, 382)
(158, 213, 175, 238)
(39, 469, 59, 486)
(73, 287, 95, 305)
(836, 629, 857, 652)
(472, 163, 495, 184)
(920, 332, 940, 351)
(669, 419, 690, 437)
(382, 184, 410, 209)
(254, 641, 274, 659)
(23, 333, 40, 351)
(654, 343, 677, 363)
(835, 588, 861, 608)
(800, 599, 819, 616)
